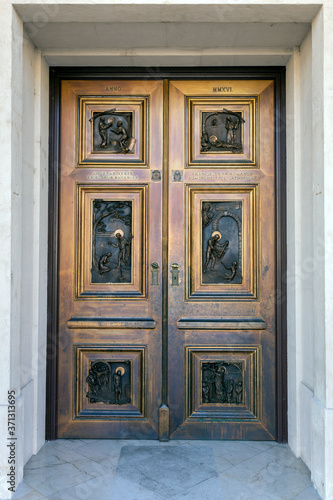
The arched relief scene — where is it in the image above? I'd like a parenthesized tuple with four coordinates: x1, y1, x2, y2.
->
(187, 185, 258, 300)
(202, 201, 242, 285)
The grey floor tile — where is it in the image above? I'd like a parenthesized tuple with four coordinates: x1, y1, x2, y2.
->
(220, 474, 285, 500)
(98, 453, 121, 470)
(204, 440, 263, 465)
(292, 486, 322, 499)
(15, 440, 322, 500)
(51, 439, 86, 450)
(12, 480, 46, 499)
(115, 445, 218, 499)
(71, 457, 112, 477)
(47, 472, 115, 500)
(109, 474, 165, 500)
(242, 440, 280, 452)
(24, 462, 95, 497)
(25, 444, 87, 470)
(172, 475, 223, 499)
(213, 453, 234, 473)
(73, 440, 124, 462)
(221, 450, 313, 499)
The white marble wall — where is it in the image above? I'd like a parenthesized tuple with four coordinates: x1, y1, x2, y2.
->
(0, 1, 332, 499)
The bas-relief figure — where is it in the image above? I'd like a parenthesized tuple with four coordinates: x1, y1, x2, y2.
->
(89, 109, 136, 153)
(200, 109, 245, 153)
(86, 361, 131, 405)
(202, 361, 243, 405)
(201, 201, 243, 284)
(92, 200, 133, 284)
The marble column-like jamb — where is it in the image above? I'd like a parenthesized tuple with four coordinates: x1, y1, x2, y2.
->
(0, 5, 25, 499)
(286, 47, 303, 459)
(31, 48, 49, 456)
(311, 5, 333, 499)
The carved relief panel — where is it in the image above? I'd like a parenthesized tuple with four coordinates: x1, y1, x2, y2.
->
(186, 346, 260, 422)
(86, 360, 131, 405)
(201, 361, 243, 405)
(76, 185, 147, 299)
(201, 110, 244, 153)
(202, 201, 242, 285)
(187, 185, 258, 300)
(75, 346, 146, 419)
(187, 97, 258, 167)
(78, 97, 147, 165)
(92, 200, 133, 284)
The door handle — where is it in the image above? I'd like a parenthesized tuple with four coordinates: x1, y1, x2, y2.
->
(151, 262, 160, 285)
(171, 263, 180, 286)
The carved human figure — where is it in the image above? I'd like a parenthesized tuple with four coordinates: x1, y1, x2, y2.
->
(109, 232, 132, 269)
(223, 261, 241, 282)
(235, 380, 243, 404)
(225, 116, 240, 145)
(214, 364, 227, 401)
(226, 379, 235, 403)
(200, 129, 211, 152)
(98, 252, 112, 275)
(86, 368, 99, 396)
(113, 370, 123, 403)
(98, 116, 114, 148)
(204, 234, 229, 272)
(113, 120, 129, 152)
(99, 370, 109, 389)
(232, 117, 240, 143)
(202, 203, 214, 227)
(202, 383, 210, 403)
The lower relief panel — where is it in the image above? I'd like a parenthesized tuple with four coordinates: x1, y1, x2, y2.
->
(186, 346, 261, 421)
(75, 345, 146, 419)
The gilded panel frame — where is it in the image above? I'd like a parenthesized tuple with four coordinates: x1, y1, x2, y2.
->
(76, 184, 148, 299)
(78, 96, 148, 166)
(186, 184, 259, 301)
(187, 96, 258, 167)
(74, 345, 146, 419)
(185, 345, 261, 421)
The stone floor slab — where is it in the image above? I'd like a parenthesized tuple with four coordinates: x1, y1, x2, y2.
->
(115, 445, 218, 498)
(11, 439, 321, 500)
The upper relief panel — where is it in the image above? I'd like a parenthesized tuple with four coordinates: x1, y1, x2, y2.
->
(188, 97, 258, 167)
(78, 97, 148, 166)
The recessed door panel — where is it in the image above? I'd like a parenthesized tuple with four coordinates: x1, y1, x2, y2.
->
(58, 79, 163, 438)
(168, 80, 275, 440)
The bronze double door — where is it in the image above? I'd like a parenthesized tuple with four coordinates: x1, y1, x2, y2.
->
(57, 78, 276, 440)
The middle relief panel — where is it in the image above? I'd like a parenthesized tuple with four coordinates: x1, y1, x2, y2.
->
(187, 185, 258, 301)
(76, 185, 147, 299)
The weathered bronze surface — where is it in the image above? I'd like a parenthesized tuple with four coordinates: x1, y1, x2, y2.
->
(90, 109, 136, 153)
(92, 200, 132, 284)
(202, 361, 243, 404)
(78, 96, 148, 166)
(151, 262, 160, 285)
(58, 80, 163, 438)
(86, 360, 131, 405)
(57, 78, 276, 441)
(202, 201, 242, 284)
(200, 109, 244, 153)
(169, 80, 275, 439)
